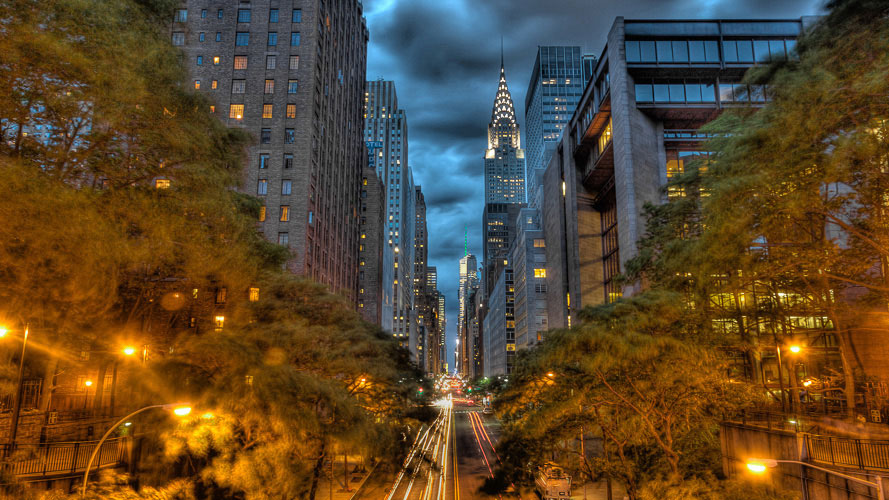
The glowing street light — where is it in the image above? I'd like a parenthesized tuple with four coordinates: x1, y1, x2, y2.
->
(746, 457, 886, 499)
(84, 380, 93, 388)
(122, 346, 136, 356)
(788, 345, 801, 354)
(0, 327, 7, 338)
(82, 402, 192, 496)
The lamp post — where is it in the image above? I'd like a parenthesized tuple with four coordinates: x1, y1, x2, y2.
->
(81, 403, 191, 497)
(747, 458, 885, 500)
(1, 323, 30, 452)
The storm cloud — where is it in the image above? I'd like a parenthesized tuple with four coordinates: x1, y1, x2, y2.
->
(363, 0, 825, 370)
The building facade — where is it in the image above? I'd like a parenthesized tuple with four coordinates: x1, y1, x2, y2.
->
(511, 208, 548, 350)
(414, 186, 430, 369)
(363, 80, 416, 350)
(457, 252, 478, 376)
(174, 0, 369, 301)
(483, 265, 514, 376)
(524, 46, 585, 204)
(358, 167, 384, 324)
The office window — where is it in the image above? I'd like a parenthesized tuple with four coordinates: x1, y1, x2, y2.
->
(193, 80, 200, 90)
(211, 80, 218, 89)
(269, 9, 279, 23)
(249, 287, 260, 302)
(213, 56, 220, 65)
(754, 40, 771, 63)
(259, 154, 269, 169)
(285, 129, 295, 144)
(209, 105, 215, 113)
(289, 55, 299, 70)
(288, 79, 299, 93)
(231, 80, 246, 93)
(237, 9, 251, 23)
(280, 205, 290, 222)
(215, 32, 222, 42)
(234, 56, 247, 69)
(201, 9, 206, 18)
(264, 79, 275, 94)
(266, 55, 276, 69)
(671, 40, 688, 62)
(257, 179, 268, 196)
(656, 41, 672, 62)
(685, 83, 702, 102)
(174, 9, 187, 22)
(196, 56, 203, 66)
(199, 32, 205, 42)
(533, 238, 545, 248)
(236, 32, 249, 46)
(262, 104, 273, 119)
(268, 32, 277, 46)
(635, 84, 653, 103)
(292, 9, 302, 22)
(155, 179, 171, 189)
(229, 104, 244, 119)
(217, 9, 223, 19)
(259, 206, 266, 221)
(281, 180, 292, 195)
(625, 41, 641, 62)
(278, 232, 289, 245)
(286, 104, 296, 118)
(260, 128, 271, 144)
(534, 269, 546, 278)
(284, 153, 293, 169)
(290, 32, 300, 46)
(308, 211, 313, 224)
(172, 32, 185, 46)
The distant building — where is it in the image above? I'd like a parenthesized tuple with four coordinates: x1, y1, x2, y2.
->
(175, 0, 369, 301)
(358, 167, 384, 324)
(364, 80, 416, 350)
(524, 46, 585, 206)
(511, 208, 548, 350)
(457, 252, 478, 376)
(414, 186, 430, 370)
(483, 265, 514, 376)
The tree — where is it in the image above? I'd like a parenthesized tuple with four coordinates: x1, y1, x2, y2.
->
(497, 294, 756, 499)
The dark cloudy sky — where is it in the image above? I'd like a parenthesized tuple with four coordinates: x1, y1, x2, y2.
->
(362, 0, 825, 372)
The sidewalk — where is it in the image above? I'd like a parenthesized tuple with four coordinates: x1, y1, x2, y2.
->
(315, 456, 375, 500)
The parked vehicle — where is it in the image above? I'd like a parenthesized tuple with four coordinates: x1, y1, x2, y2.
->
(535, 462, 570, 499)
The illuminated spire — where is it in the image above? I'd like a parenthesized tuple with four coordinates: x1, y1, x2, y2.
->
(487, 49, 520, 151)
(464, 225, 469, 256)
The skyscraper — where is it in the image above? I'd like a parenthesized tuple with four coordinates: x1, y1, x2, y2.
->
(175, 0, 369, 301)
(364, 80, 416, 350)
(457, 250, 478, 375)
(524, 46, 585, 207)
(483, 58, 527, 297)
(414, 186, 429, 370)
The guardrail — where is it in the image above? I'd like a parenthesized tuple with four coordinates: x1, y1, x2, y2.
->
(806, 434, 889, 472)
(0, 437, 127, 477)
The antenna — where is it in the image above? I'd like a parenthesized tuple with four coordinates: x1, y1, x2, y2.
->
(464, 226, 469, 256)
(500, 36, 504, 68)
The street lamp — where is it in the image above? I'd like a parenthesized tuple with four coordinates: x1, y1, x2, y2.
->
(746, 458, 886, 499)
(81, 403, 192, 497)
(0, 323, 30, 451)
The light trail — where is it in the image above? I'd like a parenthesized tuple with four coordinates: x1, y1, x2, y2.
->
(386, 410, 444, 500)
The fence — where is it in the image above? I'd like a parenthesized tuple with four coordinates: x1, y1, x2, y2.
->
(805, 434, 889, 472)
(0, 437, 127, 477)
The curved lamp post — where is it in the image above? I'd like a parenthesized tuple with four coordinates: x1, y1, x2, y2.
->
(747, 458, 886, 499)
(81, 403, 191, 497)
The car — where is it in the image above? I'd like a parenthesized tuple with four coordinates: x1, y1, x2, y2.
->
(482, 406, 493, 415)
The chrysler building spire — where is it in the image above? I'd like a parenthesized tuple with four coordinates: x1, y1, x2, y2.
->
(487, 59, 520, 151)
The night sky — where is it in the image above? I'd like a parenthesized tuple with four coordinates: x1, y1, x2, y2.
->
(363, 0, 824, 371)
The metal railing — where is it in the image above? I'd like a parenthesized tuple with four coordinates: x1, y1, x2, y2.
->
(806, 434, 889, 472)
(0, 437, 127, 477)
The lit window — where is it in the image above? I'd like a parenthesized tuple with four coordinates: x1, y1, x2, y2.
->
(286, 104, 296, 118)
(214, 316, 225, 330)
(229, 104, 244, 119)
(194, 80, 200, 90)
(209, 105, 215, 113)
(262, 104, 273, 119)
(213, 56, 220, 65)
(533, 239, 545, 248)
(280, 205, 290, 222)
(534, 269, 546, 278)
(155, 179, 171, 189)
(264, 79, 275, 94)
(259, 206, 266, 221)
(289, 55, 299, 70)
(234, 56, 248, 69)
(211, 80, 218, 90)
(249, 287, 260, 302)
